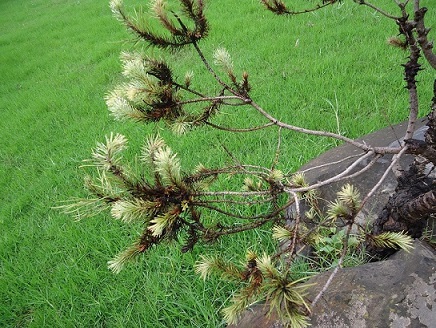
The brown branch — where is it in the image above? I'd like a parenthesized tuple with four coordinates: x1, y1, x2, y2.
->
(414, 5, 436, 69)
(185, 165, 272, 184)
(191, 41, 239, 96)
(354, 0, 401, 20)
(403, 46, 420, 141)
(404, 86, 419, 141)
(178, 95, 243, 106)
(286, 192, 302, 258)
(359, 146, 409, 210)
(289, 152, 381, 196)
(205, 121, 275, 132)
(188, 43, 405, 157)
(271, 127, 282, 171)
(187, 5, 406, 156)
(286, 151, 376, 193)
(261, 0, 336, 16)
(193, 196, 275, 206)
(213, 216, 274, 237)
(196, 196, 294, 221)
(299, 153, 366, 175)
(249, 100, 402, 154)
(196, 190, 272, 197)
(194, 203, 268, 220)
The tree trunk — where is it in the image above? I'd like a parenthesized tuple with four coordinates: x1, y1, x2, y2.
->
(370, 81, 436, 257)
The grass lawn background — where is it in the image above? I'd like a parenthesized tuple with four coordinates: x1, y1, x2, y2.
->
(1, 0, 434, 326)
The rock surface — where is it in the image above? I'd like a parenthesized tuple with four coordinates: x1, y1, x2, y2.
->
(229, 240, 436, 328)
(307, 240, 436, 328)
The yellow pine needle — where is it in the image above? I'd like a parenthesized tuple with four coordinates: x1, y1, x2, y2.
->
(272, 225, 293, 243)
(111, 199, 157, 223)
(148, 210, 178, 237)
(213, 47, 234, 73)
(337, 183, 361, 209)
(89, 133, 128, 170)
(107, 242, 142, 274)
(153, 146, 182, 185)
(372, 231, 414, 252)
(291, 172, 308, 187)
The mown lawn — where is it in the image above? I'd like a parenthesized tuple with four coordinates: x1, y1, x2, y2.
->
(1, 0, 434, 327)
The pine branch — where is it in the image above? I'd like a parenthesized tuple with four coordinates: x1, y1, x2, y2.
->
(367, 231, 414, 252)
(110, 0, 208, 50)
(261, 0, 336, 16)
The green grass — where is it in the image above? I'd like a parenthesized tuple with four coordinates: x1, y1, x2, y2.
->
(1, 0, 434, 327)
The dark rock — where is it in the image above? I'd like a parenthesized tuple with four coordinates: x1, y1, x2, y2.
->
(307, 240, 436, 328)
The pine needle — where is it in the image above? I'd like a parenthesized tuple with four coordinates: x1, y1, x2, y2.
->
(371, 231, 414, 252)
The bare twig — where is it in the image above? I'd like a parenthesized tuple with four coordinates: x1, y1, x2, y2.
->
(286, 191, 302, 258)
(178, 95, 245, 105)
(249, 100, 402, 155)
(354, 0, 401, 20)
(261, 0, 336, 16)
(200, 198, 296, 237)
(191, 41, 239, 96)
(299, 153, 366, 174)
(193, 196, 275, 206)
(287, 151, 376, 193)
(271, 127, 282, 171)
(196, 190, 273, 197)
(359, 146, 409, 210)
(333, 153, 382, 182)
(193, 202, 271, 220)
(205, 121, 275, 132)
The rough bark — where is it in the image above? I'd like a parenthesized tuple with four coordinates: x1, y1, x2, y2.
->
(370, 82, 436, 257)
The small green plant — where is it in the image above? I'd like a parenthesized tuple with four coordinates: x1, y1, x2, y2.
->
(421, 220, 436, 248)
(314, 228, 361, 268)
